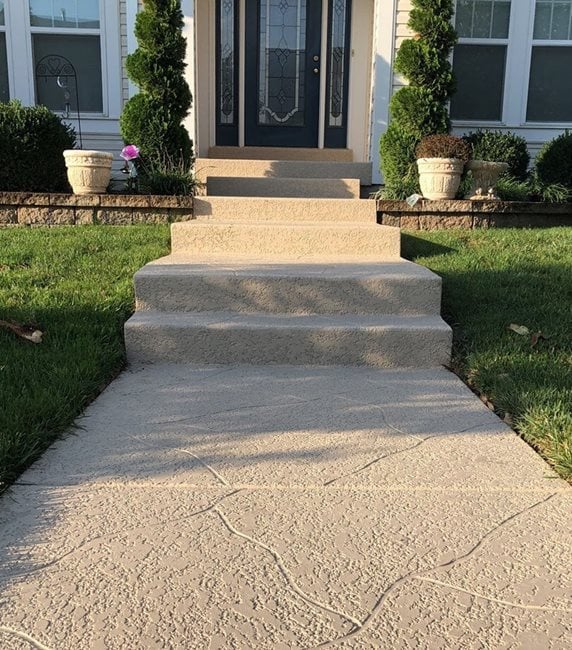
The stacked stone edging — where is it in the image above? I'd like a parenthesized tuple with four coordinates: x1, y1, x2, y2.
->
(377, 199, 572, 230)
(0, 192, 194, 226)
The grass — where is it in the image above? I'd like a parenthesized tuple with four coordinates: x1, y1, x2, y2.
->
(403, 227, 572, 481)
(0, 226, 170, 492)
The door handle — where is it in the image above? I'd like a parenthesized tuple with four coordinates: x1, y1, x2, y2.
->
(313, 68, 320, 74)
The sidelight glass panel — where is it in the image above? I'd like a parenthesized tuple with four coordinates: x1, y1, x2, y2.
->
(0, 1, 4, 25)
(451, 44, 507, 120)
(328, 0, 347, 127)
(33, 34, 102, 112)
(217, 0, 236, 125)
(258, 0, 307, 127)
(527, 46, 572, 120)
(0, 33, 8, 102)
(30, 0, 100, 29)
(455, 0, 511, 39)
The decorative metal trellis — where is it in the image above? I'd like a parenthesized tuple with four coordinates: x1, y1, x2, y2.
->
(35, 54, 83, 148)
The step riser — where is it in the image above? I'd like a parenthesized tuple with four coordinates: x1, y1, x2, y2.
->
(196, 159, 372, 185)
(135, 276, 442, 316)
(208, 146, 354, 161)
(171, 224, 401, 258)
(194, 197, 375, 222)
(125, 324, 452, 368)
(206, 177, 360, 199)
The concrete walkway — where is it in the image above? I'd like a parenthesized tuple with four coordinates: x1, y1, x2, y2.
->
(1, 364, 570, 649)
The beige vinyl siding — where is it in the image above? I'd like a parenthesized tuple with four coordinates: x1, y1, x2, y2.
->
(393, 0, 414, 92)
(120, 0, 129, 105)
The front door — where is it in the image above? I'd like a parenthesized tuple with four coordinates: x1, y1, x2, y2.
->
(245, 0, 323, 147)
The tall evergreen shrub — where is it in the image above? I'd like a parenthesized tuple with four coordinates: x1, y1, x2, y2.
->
(120, 0, 193, 167)
(380, 0, 457, 198)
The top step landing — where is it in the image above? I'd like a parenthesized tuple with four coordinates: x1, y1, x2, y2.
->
(208, 146, 353, 162)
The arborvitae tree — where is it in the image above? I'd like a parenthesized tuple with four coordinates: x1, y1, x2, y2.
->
(120, 0, 193, 167)
(380, 0, 457, 198)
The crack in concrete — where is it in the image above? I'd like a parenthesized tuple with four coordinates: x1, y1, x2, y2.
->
(313, 493, 558, 648)
(1, 491, 243, 582)
(176, 449, 231, 487)
(323, 437, 433, 486)
(415, 577, 572, 613)
(0, 626, 53, 650)
(213, 506, 364, 631)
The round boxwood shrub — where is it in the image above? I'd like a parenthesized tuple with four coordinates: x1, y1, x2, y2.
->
(463, 130, 530, 181)
(0, 101, 76, 192)
(416, 134, 470, 161)
(535, 130, 572, 189)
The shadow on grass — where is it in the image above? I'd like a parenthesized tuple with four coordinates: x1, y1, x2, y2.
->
(401, 232, 456, 259)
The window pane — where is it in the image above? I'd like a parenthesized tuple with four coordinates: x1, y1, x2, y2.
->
(33, 34, 103, 113)
(455, 0, 511, 39)
(451, 44, 507, 120)
(533, 0, 572, 39)
(30, 0, 100, 29)
(0, 33, 8, 102)
(527, 46, 572, 121)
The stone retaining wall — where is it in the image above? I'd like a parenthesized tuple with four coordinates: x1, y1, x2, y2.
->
(377, 200, 572, 229)
(0, 193, 194, 226)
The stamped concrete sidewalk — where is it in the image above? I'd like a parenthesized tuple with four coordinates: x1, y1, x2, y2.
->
(1, 364, 570, 649)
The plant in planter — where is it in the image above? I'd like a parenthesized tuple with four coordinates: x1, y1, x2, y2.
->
(416, 134, 470, 200)
(463, 130, 530, 199)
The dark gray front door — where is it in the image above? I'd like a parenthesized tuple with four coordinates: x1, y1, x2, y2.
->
(245, 0, 323, 147)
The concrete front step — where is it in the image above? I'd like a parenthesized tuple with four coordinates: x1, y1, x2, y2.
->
(171, 221, 400, 258)
(124, 311, 452, 368)
(206, 176, 360, 199)
(194, 197, 375, 222)
(208, 146, 353, 161)
(134, 256, 443, 316)
(196, 158, 372, 185)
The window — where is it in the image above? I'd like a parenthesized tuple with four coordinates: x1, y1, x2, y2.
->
(30, 1, 103, 113)
(0, 1, 8, 102)
(452, 0, 572, 125)
(451, 0, 511, 121)
(527, 0, 572, 121)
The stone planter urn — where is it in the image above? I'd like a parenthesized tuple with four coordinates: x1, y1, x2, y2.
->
(465, 160, 509, 199)
(63, 150, 114, 195)
(417, 158, 465, 200)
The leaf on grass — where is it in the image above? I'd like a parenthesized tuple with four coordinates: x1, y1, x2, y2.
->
(508, 323, 530, 336)
(530, 331, 548, 348)
(0, 319, 44, 344)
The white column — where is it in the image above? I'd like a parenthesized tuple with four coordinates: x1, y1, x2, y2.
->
(181, 0, 197, 150)
(369, 0, 397, 184)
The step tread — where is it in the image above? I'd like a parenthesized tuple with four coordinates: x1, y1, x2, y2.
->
(137, 256, 440, 282)
(127, 311, 451, 331)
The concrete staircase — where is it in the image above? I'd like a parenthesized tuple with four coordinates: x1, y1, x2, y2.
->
(125, 153, 452, 367)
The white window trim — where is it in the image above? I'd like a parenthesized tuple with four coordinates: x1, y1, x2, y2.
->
(453, 0, 572, 129)
(5, 0, 121, 123)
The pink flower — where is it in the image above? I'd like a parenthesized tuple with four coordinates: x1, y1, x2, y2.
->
(121, 144, 140, 161)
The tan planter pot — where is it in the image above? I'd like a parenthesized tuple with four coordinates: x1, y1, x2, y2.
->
(63, 150, 114, 195)
(466, 160, 509, 198)
(417, 158, 465, 200)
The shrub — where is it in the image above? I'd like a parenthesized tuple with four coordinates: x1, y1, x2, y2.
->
(0, 101, 76, 192)
(416, 134, 470, 161)
(138, 155, 197, 196)
(463, 130, 530, 180)
(534, 130, 572, 189)
(380, 0, 457, 198)
(121, 0, 193, 169)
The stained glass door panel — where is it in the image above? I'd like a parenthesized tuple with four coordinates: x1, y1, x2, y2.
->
(245, 0, 322, 147)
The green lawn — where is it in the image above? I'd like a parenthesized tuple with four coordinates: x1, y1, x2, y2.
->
(0, 226, 170, 492)
(403, 227, 572, 481)
(0, 225, 570, 491)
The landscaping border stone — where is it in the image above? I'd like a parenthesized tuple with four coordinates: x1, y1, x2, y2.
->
(377, 199, 572, 229)
(0, 192, 194, 226)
